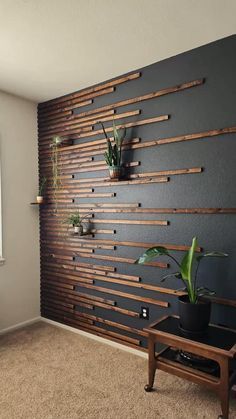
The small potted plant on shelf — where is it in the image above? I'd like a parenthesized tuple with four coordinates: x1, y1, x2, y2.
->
(63, 211, 91, 235)
(135, 237, 228, 336)
(99, 120, 126, 180)
(36, 176, 47, 204)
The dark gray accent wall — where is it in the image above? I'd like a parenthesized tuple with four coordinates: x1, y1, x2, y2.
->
(40, 35, 236, 347)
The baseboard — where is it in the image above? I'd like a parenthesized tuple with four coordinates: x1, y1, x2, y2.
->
(0, 316, 41, 335)
(41, 317, 148, 359)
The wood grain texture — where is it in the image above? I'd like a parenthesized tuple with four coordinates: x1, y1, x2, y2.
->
(39, 77, 202, 120)
(41, 288, 140, 317)
(39, 72, 141, 110)
(40, 110, 115, 132)
(39, 72, 235, 350)
(74, 282, 169, 308)
(39, 109, 141, 141)
(39, 87, 115, 116)
(62, 115, 169, 141)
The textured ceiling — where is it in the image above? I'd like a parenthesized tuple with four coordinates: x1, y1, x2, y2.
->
(0, 0, 235, 103)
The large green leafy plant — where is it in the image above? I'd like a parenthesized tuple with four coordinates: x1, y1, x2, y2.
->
(100, 121, 126, 167)
(135, 237, 228, 304)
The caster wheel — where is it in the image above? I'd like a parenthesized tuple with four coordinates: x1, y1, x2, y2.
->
(144, 384, 154, 392)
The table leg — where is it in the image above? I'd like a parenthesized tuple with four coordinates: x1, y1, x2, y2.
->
(218, 358, 229, 419)
(144, 336, 156, 392)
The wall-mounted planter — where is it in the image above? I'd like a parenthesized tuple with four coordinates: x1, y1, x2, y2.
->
(108, 165, 122, 180)
(36, 196, 44, 204)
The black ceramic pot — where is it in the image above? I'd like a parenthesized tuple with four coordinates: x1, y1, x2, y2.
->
(178, 295, 211, 336)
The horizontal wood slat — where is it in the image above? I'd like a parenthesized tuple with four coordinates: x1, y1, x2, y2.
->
(38, 100, 92, 120)
(39, 109, 141, 141)
(41, 288, 140, 318)
(73, 252, 168, 268)
(44, 125, 236, 160)
(74, 282, 169, 308)
(39, 77, 202, 122)
(41, 207, 236, 215)
(63, 115, 170, 141)
(42, 310, 143, 348)
(73, 311, 147, 337)
(40, 110, 116, 132)
(39, 72, 141, 110)
(40, 237, 201, 252)
(39, 72, 235, 351)
(39, 87, 115, 116)
(83, 219, 168, 226)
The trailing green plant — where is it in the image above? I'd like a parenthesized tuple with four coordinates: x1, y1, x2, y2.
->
(100, 120, 126, 167)
(38, 176, 47, 196)
(50, 136, 63, 205)
(135, 237, 228, 304)
(63, 211, 91, 227)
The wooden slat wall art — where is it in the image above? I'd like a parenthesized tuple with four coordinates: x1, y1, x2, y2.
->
(38, 64, 236, 351)
(39, 109, 142, 141)
(44, 125, 236, 160)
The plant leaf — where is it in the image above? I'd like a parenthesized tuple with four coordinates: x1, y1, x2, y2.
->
(196, 251, 228, 262)
(196, 286, 216, 297)
(180, 237, 198, 281)
(113, 120, 125, 149)
(135, 246, 169, 264)
(160, 272, 182, 282)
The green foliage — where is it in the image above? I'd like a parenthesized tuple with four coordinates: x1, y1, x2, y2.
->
(63, 211, 91, 227)
(100, 120, 126, 167)
(51, 136, 63, 146)
(135, 237, 228, 304)
(50, 136, 63, 207)
(39, 176, 47, 196)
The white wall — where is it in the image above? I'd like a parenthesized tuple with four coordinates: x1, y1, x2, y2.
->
(0, 90, 40, 331)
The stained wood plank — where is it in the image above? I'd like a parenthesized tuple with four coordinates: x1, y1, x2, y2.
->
(38, 101, 92, 122)
(75, 193, 116, 198)
(42, 282, 115, 306)
(43, 125, 236, 160)
(73, 311, 147, 337)
(41, 288, 140, 317)
(74, 252, 168, 268)
(40, 110, 115, 132)
(39, 77, 202, 118)
(39, 72, 141, 109)
(39, 87, 115, 115)
(64, 115, 169, 141)
(76, 282, 169, 308)
(130, 167, 203, 178)
(40, 110, 140, 137)
(49, 207, 236, 215)
(39, 109, 141, 141)
(65, 177, 169, 187)
(84, 219, 168, 226)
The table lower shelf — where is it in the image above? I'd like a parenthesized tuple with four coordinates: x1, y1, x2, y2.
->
(155, 347, 236, 387)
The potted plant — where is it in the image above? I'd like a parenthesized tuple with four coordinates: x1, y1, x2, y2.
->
(50, 136, 63, 207)
(37, 176, 47, 204)
(99, 120, 126, 180)
(135, 237, 228, 336)
(63, 212, 91, 235)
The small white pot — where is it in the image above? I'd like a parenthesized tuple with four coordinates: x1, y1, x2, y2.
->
(36, 196, 44, 204)
(74, 225, 83, 235)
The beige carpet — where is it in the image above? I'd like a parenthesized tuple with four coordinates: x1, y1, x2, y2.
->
(0, 322, 235, 419)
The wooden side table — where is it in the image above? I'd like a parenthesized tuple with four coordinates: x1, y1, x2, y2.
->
(144, 315, 236, 419)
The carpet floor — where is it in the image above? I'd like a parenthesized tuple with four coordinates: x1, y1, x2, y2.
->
(0, 321, 235, 419)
